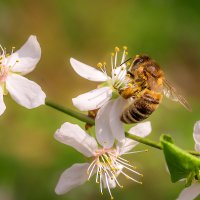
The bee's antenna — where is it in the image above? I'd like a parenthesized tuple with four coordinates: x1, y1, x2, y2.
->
(120, 57, 132, 66)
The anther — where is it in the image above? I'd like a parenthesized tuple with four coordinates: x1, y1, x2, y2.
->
(125, 52, 128, 55)
(115, 47, 120, 52)
(97, 62, 103, 68)
(111, 52, 115, 57)
(123, 46, 128, 50)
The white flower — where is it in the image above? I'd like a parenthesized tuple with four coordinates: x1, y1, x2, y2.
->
(70, 46, 131, 111)
(0, 35, 46, 115)
(177, 121, 200, 200)
(54, 121, 151, 199)
(95, 97, 130, 147)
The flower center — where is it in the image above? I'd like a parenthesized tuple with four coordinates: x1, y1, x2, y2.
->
(0, 46, 19, 86)
(97, 46, 132, 93)
(0, 65, 9, 84)
(87, 148, 143, 199)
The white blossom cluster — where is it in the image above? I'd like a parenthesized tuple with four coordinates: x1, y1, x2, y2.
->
(55, 47, 152, 199)
(0, 36, 199, 200)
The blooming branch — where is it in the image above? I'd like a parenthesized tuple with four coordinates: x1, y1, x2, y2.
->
(45, 100, 200, 157)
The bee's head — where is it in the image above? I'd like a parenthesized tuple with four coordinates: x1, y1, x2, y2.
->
(132, 55, 150, 67)
(128, 55, 150, 74)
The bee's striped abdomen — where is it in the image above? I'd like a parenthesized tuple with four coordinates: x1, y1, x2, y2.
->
(121, 91, 162, 124)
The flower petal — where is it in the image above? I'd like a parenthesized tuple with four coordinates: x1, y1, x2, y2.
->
(113, 65, 127, 80)
(0, 87, 6, 116)
(117, 121, 151, 155)
(96, 100, 115, 148)
(177, 183, 200, 200)
(7, 35, 41, 75)
(6, 74, 46, 108)
(129, 121, 152, 138)
(55, 163, 90, 195)
(54, 122, 98, 157)
(72, 87, 112, 111)
(195, 144, 200, 152)
(109, 97, 127, 141)
(70, 58, 108, 82)
(193, 121, 200, 148)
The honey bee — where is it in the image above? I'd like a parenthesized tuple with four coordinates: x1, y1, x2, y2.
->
(120, 55, 191, 124)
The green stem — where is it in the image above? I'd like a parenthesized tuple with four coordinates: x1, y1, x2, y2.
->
(45, 100, 95, 125)
(45, 100, 200, 157)
(125, 132, 162, 150)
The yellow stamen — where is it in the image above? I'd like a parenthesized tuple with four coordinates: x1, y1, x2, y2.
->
(115, 47, 120, 52)
(123, 46, 128, 50)
(111, 52, 115, 57)
(136, 54, 140, 58)
(97, 62, 103, 68)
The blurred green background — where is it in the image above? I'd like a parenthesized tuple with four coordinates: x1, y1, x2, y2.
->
(0, 0, 200, 199)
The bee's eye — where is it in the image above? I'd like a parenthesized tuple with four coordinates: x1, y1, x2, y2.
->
(133, 58, 143, 67)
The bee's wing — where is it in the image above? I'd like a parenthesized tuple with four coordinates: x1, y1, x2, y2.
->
(163, 79, 192, 111)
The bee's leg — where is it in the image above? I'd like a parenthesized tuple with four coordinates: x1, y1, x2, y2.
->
(119, 86, 141, 99)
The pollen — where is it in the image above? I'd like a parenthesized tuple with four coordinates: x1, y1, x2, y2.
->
(115, 46, 120, 52)
(97, 62, 103, 68)
(111, 52, 115, 57)
(123, 46, 128, 50)
(127, 62, 131, 66)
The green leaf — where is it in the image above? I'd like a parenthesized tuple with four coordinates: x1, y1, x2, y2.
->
(160, 134, 200, 185)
